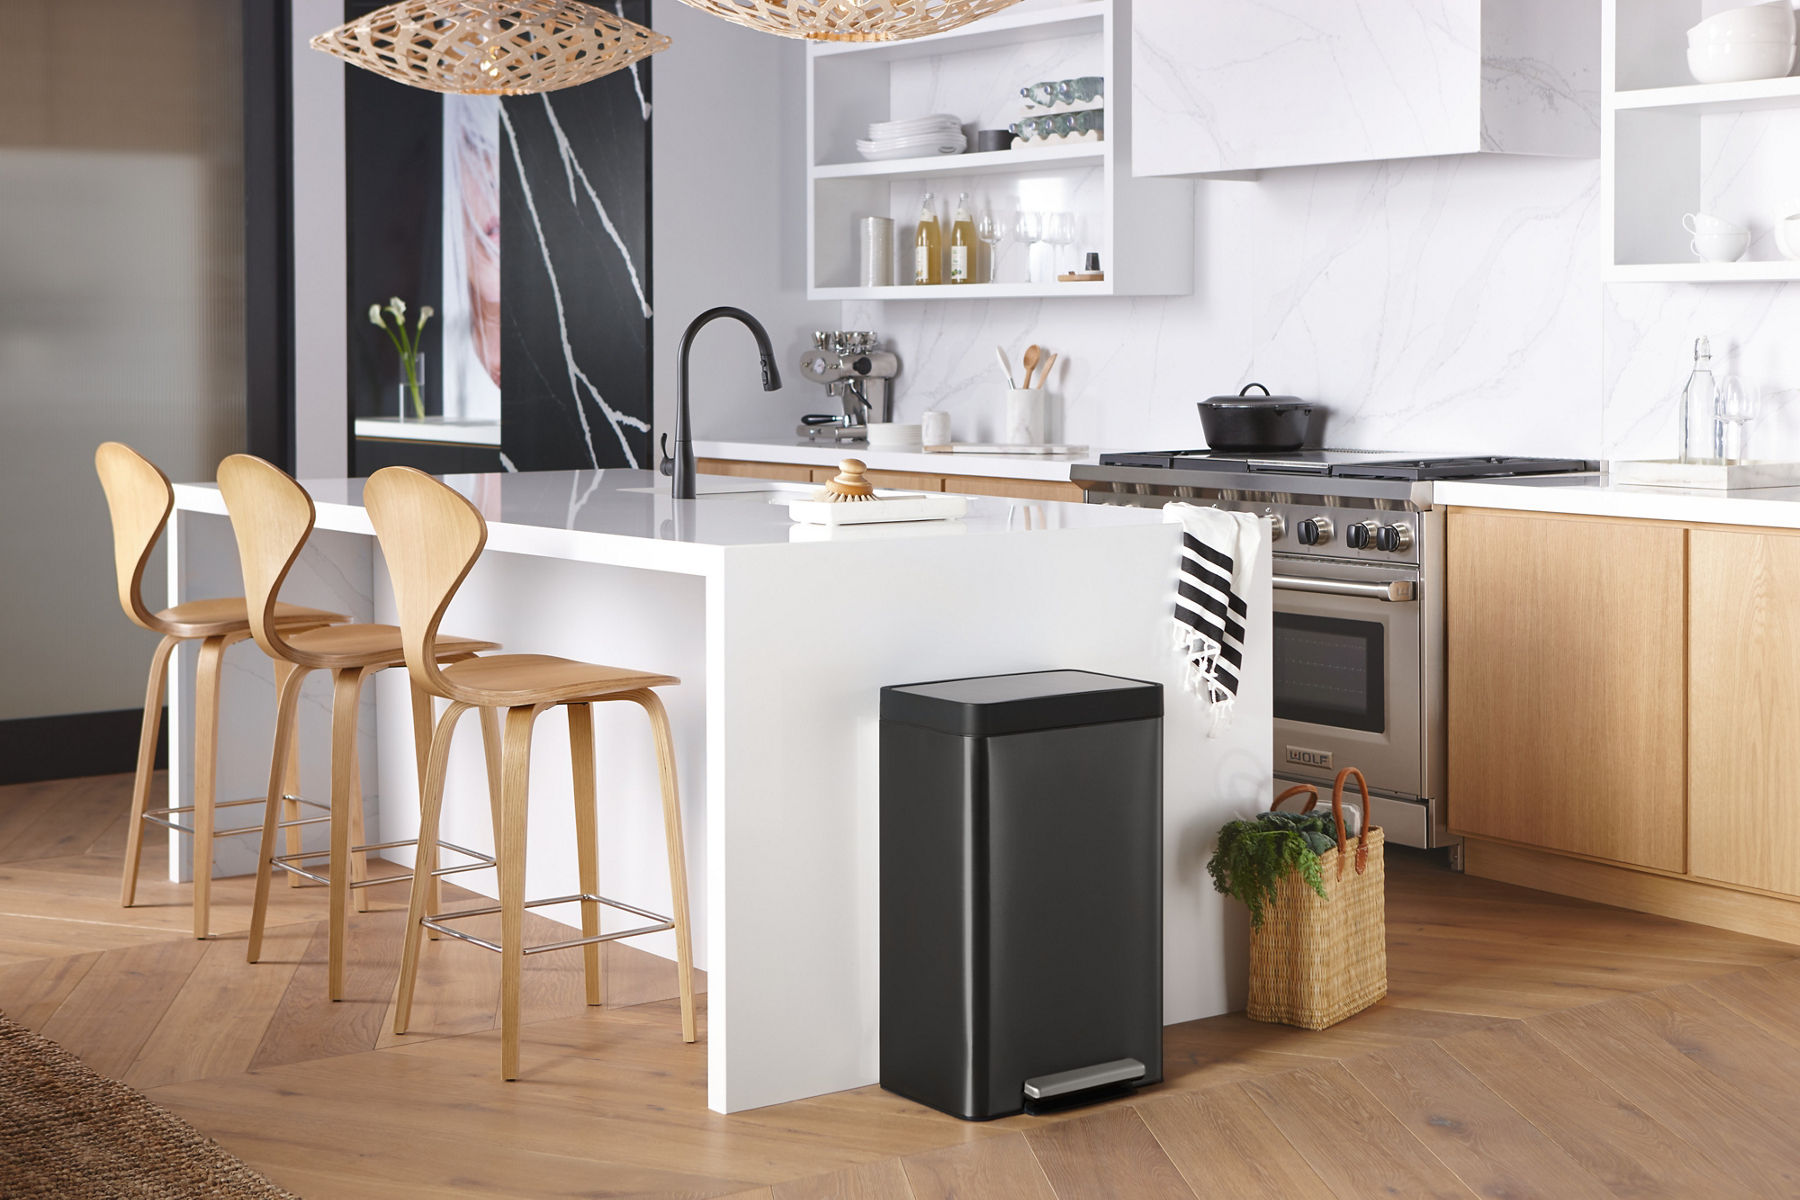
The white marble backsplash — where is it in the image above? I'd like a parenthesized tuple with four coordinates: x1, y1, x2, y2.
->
(848, 152, 1800, 466)
(852, 153, 1609, 455)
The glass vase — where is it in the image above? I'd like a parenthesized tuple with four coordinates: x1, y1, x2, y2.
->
(397, 354, 427, 421)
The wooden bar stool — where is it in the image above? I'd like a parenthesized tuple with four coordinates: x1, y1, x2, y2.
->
(96, 442, 346, 940)
(364, 466, 696, 1080)
(216, 455, 502, 1000)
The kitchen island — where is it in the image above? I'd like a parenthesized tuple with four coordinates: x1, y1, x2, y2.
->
(163, 469, 1272, 1113)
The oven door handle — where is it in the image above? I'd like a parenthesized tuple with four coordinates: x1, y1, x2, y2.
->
(1274, 575, 1417, 603)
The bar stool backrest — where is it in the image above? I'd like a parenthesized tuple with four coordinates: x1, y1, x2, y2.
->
(216, 454, 318, 662)
(94, 442, 176, 634)
(363, 466, 489, 702)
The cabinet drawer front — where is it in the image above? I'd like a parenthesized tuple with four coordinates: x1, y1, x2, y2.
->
(1690, 529, 1800, 896)
(698, 458, 814, 484)
(1446, 509, 1685, 871)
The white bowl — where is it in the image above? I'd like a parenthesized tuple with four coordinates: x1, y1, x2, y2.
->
(865, 422, 923, 447)
(1691, 230, 1751, 261)
(1687, 39, 1796, 83)
(1689, 25, 1795, 45)
(1690, 1, 1796, 40)
(1776, 217, 1800, 260)
(1689, 1, 1796, 43)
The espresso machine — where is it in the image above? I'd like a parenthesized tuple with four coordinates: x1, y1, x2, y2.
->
(796, 330, 901, 442)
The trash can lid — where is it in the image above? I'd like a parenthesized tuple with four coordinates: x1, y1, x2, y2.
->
(880, 670, 1162, 738)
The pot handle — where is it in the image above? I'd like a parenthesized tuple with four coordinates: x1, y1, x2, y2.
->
(1239, 382, 1271, 398)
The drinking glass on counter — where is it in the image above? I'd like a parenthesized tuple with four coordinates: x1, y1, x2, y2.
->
(1718, 375, 1762, 463)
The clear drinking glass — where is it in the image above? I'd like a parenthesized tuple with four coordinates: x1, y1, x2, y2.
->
(976, 208, 1002, 283)
(1015, 210, 1042, 283)
(1043, 211, 1075, 274)
(1718, 375, 1762, 463)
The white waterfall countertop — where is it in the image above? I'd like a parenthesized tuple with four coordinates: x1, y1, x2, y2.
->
(1436, 472, 1800, 531)
(165, 467, 1270, 1115)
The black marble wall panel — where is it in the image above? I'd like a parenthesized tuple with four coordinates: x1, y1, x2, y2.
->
(498, 4, 654, 472)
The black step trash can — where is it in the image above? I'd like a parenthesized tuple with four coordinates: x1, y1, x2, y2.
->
(878, 669, 1163, 1120)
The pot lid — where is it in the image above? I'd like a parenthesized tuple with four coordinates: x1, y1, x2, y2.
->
(1203, 382, 1309, 407)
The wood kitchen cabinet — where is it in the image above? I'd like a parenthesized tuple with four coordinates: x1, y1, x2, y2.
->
(699, 459, 1083, 503)
(1446, 508, 1685, 871)
(1688, 529, 1800, 896)
(1131, 0, 1597, 177)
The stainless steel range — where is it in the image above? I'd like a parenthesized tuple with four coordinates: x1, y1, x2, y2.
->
(1072, 450, 1594, 860)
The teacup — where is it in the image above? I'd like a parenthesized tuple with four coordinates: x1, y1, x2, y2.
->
(1683, 211, 1744, 237)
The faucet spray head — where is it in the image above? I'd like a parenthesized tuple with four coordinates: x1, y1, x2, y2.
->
(761, 353, 783, 392)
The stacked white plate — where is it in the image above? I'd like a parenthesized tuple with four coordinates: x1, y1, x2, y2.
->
(856, 114, 966, 161)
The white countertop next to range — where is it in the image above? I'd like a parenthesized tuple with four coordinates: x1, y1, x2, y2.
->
(694, 438, 1106, 482)
(1436, 473, 1800, 530)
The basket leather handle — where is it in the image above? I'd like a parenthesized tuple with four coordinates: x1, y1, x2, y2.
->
(1271, 783, 1319, 812)
(1332, 767, 1374, 877)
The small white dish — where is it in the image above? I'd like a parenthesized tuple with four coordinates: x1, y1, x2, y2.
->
(1687, 39, 1796, 83)
(1692, 230, 1751, 261)
(867, 114, 962, 138)
(865, 422, 923, 448)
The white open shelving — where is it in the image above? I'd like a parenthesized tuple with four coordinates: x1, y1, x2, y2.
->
(805, 0, 1192, 301)
(1604, 0, 1800, 281)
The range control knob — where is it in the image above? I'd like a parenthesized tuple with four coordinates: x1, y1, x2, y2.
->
(1266, 513, 1287, 542)
(1296, 516, 1334, 546)
(1346, 520, 1381, 550)
(1376, 523, 1414, 553)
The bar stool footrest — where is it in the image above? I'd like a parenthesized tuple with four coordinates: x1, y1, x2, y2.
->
(420, 893, 674, 955)
(143, 793, 330, 839)
(271, 840, 496, 889)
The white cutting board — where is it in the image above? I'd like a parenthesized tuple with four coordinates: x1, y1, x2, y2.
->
(782, 492, 969, 525)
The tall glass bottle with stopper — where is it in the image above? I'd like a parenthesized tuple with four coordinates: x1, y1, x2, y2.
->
(1679, 336, 1717, 464)
(949, 192, 977, 284)
(914, 191, 942, 286)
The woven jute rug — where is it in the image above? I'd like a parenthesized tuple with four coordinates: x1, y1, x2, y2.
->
(0, 1014, 299, 1199)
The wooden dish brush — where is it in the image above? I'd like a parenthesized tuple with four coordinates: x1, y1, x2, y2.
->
(816, 458, 877, 502)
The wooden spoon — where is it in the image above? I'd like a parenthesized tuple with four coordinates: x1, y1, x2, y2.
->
(1036, 351, 1058, 388)
(1020, 344, 1043, 389)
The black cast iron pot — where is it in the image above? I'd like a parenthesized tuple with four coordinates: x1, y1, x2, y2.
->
(1197, 383, 1313, 452)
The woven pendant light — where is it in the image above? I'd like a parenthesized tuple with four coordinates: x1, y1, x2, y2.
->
(312, 0, 669, 95)
(672, 0, 1022, 43)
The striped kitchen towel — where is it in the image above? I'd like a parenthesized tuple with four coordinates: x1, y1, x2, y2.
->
(1165, 503, 1263, 728)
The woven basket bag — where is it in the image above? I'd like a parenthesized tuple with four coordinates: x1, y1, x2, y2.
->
(1246, 767, 1387, 1030)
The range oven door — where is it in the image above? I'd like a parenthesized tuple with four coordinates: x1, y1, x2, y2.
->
(1270, 559, 1423, 806)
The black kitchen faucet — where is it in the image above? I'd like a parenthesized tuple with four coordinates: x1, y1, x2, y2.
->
(660, 307, 783, 500)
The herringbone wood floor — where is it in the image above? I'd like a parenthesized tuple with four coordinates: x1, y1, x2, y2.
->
(4, 771, 1800, 1199)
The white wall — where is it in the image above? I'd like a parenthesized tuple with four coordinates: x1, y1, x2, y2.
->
(291, 0, 349, 480)
(651, 3, 837, 444)
(666, 3, 1791, 468)
(849, 153, 1608, 454)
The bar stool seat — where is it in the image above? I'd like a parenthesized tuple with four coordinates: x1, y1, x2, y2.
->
(96, 442, 349, 940)
(440, 654, 678, 703)
(282, 622, 493, 667)
(155, 598, 345, 639)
